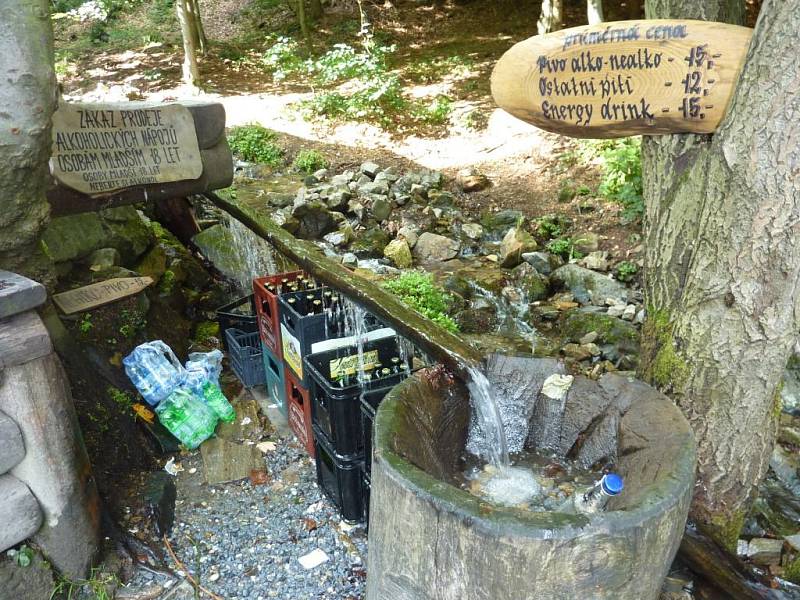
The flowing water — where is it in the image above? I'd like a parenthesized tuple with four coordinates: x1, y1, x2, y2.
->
(227, 216, 277, 292)
(465, 364, 510, 468)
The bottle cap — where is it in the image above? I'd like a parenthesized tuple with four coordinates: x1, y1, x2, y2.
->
(601, 473, 624, 496)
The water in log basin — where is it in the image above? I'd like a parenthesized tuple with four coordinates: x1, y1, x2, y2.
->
(367, 353, 697, 599)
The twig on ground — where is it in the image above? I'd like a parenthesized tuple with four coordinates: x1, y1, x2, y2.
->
(162, 534, 224, 600)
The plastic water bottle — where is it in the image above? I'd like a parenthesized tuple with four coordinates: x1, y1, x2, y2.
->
(201, 381, 235, 423)
(184, 350, 223, 393)
(561, 473, 624, 514)
(155, 388, 218, 449)
(123, 341, 186, 406)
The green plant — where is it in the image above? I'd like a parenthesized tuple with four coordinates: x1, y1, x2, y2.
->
(10, 545, 34, 567)
(158, 269, 176, 295)
(597, 137, 643, 223)
(107, 386, 134, 415)
(118, 308, 146, 339)
(293, 149, 329, 173)
(535, 215, 570, 239)
(546, 238, 584, 261)
(416, 95, 453, 125)
(614, 261, 639, 282)
(50, 568, 119, 600)
(79, 313, 93, 334)
(381, 271, 459, 333)
(227, 125, 284, 165)
(261, 35, 306, 81)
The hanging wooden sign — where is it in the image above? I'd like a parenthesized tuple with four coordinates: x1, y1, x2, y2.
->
(491, 20, 752, 138)
(52, 277, 153, 314)
(50, 102, 203, 195)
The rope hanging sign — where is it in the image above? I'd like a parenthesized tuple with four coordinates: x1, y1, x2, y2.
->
(491, 19, 752, 138)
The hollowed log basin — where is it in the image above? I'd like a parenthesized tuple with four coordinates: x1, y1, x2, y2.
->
(366, 355, 696, 600)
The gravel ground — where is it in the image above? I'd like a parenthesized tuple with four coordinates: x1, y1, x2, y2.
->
(121, 396, 368, 600)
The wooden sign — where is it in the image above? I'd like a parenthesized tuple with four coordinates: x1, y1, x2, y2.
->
(52, 277, 153, 314)
(491, 20, 753, 138)
(50, 102, 203, 195)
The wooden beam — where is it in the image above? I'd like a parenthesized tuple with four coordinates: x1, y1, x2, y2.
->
(203, 192, 483, 379)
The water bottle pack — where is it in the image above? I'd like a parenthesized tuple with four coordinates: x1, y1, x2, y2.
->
(124, 341, 236, 448)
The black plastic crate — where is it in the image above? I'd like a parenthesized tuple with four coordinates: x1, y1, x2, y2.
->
(360, 385, 395, 475)
(313, 425, 364, 523)
(278, 291, 383, 387)
(305, 336, 410, 459)
(216, 295, 258, 351)
(362, 467, 371, 530)
(226, 328, 267, 387)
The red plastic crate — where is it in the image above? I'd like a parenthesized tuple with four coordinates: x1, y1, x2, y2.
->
(253, 271, 303, 357)
(284, 365, 315, 458)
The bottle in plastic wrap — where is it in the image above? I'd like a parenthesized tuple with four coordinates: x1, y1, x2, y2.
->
(123, 341, 186, 406)
(201, 381, 235, 423)
(155, 387, 218, 449)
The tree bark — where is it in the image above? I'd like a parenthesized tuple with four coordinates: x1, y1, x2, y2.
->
(308, 0, 323, 20)
(639, 0, 800, 551)
(0, 0, 56, 282)
(296, 0, 310, 43)
(176, 0, 200, 87)
(537, 0, 563, 36)
(188, 0, 207, 55)
(586, 0, 603, 24)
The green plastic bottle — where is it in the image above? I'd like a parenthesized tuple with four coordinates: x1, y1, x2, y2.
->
(155, 387, 218, 449)
(201, 381, 236, 423)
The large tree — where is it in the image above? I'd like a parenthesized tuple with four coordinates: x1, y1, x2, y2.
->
(639, 0, 798, 550)
(0, 0, 56, 282)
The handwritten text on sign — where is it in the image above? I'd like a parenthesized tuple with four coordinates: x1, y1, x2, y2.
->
(491, 20, 753, 138)
(52, 277, 154, 314)
(50, 102, 203, 195)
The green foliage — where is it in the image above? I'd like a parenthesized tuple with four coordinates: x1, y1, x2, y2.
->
(227, 125, 284, 165)
(107, 386, 134, 415)
(597, 137, 643, 223)
(10, 545, 34, 568)
(404, 54, 474, 83)
(414, 95, 453, 125)
(614, 260, 638, 283)
(535, 215, 570, 239)
(293, 149, 329, 173)
(261, 35, 307, 81)
(118, 308, 146, 339)
(158, 269, 176, 295)
(79, 313, 93, 334)
(381, 272, 459, 333)
(50, 568, 119, 600)
(546, 238, 584, 261)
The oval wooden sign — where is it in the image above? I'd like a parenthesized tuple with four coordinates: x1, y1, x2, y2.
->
(491, 20, 752, 138)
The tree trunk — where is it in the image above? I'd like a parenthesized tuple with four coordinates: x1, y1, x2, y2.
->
(537, 0, 563, 35)
(296, 0, 310, 43)
(176, 0, 200, 87)
(189, 0, 207, 55)
(308, 0, 323, 20)
(586, 0, 603, 24)
(639, 0, 800, 552)
(0, 0, 56, 282)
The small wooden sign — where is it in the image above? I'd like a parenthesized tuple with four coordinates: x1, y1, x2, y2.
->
(53, 277, 153, 314)
(50, 102, 203, 195)
(491, 20, 752, 138)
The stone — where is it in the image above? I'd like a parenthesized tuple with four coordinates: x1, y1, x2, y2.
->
(143, 472, 176, 536)
(342, 253, 358, 267)
(383, 239, 413, 269)
(420, 171, 443, 189)
(323, 227, 353, 247)
(291, 201, 338, 239)
(608, 305, 626, 318)
(371, 197, 392, 221)
(428, 190, 456, 208)
(0, 474, 42, 552)
(135, 244, 168, 282)
(456, 306, 498, 334)
(582, 251, 609, 272)
(313, 168, 329, 180)
(201, 437, 263, 485)
(1, 351, 100, 577)
(347, 199, 365, 221)
(397, 225, 420, 248)
(574, 232, 600, 254)
(562, 343, 593, 361)
(551, 264, 628, 306)
(785, 533, 800, 552)
(0, 272, 46, 320)
(480, 209, 524, 237)
(622, 304, 637, 321)
(634, 309, 646, 325)
(522, 252, 562, 276)
(461, 223, 484, 241)
(583, 343, 602, 356)
(413, 233, 460, 263)
(41, 213, 105, 263)
(192, 225, 245, 282)
(0, 552, 53, 600)
(562, 310, 640, 352)
(500, 226, 537, 268)
(360, 162, 381, 179)
(350, 228, 391, 258)
(410, 183, 428, 199)
(746, 538, 784, 566)
(326, 189, 352, 212)
(330, 172, 353, 187)
(0, 310, 52, 370)
(0, 410, 25, 474)
(456, 169, 490, 192)
(512, 263, 549, 302)
(87, 247, 120, 271)
(580, 331, 599, 345)
(394, 194, 411, 207)
(360, 181, 390, 196)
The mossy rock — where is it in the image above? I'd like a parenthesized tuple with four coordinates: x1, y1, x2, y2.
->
(455, 306, 498, 334)
(479, 209, 524, 238)
(562, 310, 639, 351)
(350, 228, 391, 258)
(136, 245, 168, 282)
(454, 264, 508, 294)
(513, 263, 550, 302)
